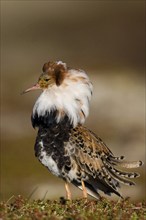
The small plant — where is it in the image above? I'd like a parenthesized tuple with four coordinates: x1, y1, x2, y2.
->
(0, 195, 145, 220)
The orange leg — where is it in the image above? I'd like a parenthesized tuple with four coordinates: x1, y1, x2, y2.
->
(65, 181, 72, 200)
(81, 180, 87, 199)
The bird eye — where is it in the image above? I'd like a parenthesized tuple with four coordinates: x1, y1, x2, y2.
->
(45, 78, 50, 82)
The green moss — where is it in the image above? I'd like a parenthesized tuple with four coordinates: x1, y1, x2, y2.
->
(0, 195, 145, 220)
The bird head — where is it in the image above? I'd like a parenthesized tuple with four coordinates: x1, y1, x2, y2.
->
(22, 61, 67, 94)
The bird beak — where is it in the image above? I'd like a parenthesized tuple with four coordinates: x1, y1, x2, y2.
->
(21, 83, 41, 95)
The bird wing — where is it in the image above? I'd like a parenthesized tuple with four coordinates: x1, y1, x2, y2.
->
(68, 125, 142, 198)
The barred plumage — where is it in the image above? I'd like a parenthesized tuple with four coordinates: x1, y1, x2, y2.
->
(23, 60, 143, 200)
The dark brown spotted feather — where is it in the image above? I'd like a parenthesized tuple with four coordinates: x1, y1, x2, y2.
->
(64, 125, 142, 198)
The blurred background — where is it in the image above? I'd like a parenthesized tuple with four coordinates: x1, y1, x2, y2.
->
(1, 1, 145, 201)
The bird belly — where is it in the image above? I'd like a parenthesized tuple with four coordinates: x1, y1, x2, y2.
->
(67, 168, 78, 182)
(39, 150, 60, 177)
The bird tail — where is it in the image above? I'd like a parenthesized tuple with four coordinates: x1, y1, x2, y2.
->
(107, 155, 143, 168)
(91, 157, 143, 199)
(73, 157, 143, 199)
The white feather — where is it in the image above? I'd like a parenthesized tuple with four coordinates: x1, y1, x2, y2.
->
(33, 69, 93, 127)
(39, 141, 60, 177)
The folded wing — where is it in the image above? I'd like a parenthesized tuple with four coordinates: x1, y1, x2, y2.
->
(68, 125, 143, 199)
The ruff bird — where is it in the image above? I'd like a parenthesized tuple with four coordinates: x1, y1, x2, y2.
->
(23, 60, 143, 200)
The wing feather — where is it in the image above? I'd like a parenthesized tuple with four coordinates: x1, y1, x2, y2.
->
(69, 125, 142, 198)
